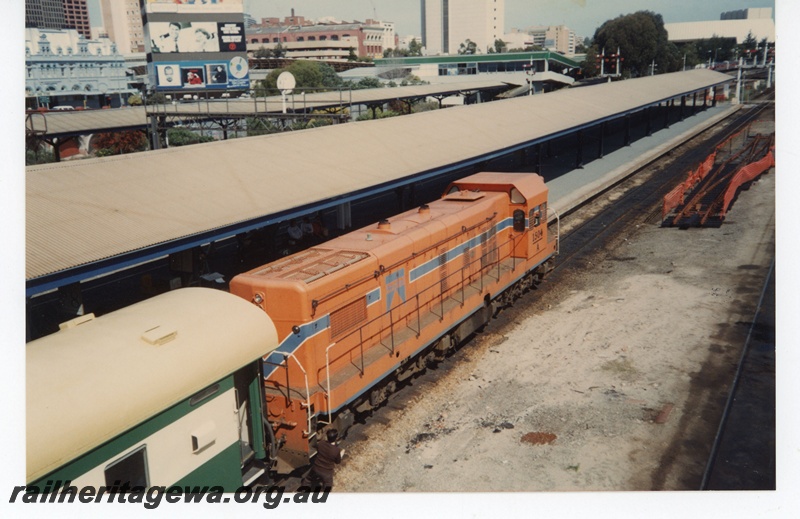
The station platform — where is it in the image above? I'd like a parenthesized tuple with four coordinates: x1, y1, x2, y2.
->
(548, 103, 741, 217)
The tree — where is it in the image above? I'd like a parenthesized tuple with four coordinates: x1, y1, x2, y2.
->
(259, 60, 326, 96)
(127, 94, 143, 106)
(458, 39, 477, 55)
(347, 47, 358, 61)
(408, 38, 423, 56)
(253, 46, 271, 59)
(145, 92, 168, 105)
(581, 46, 599, 77)
(593, 11, 678, 77)
(491, 39, 507, 54)
(167, 128, 214, 147)
(319, 62, 344, 89)
(93, 131, 148, 156)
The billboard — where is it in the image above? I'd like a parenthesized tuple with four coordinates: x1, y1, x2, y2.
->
(154, 56, 249, 90)
(145, 0, 243, 14)
(148, 21, 245, 53)
(143, 0, 249, 91)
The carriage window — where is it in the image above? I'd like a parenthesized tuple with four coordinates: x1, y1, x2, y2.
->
(513, 209, 526, 232)
(105, 445, 149, 489)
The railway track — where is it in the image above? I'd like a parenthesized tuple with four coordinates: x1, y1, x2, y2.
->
(554, 93, 774, 273)
(272, 96, 775, 490)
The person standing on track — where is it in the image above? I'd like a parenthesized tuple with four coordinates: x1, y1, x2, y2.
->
(306, 429, 344, 490)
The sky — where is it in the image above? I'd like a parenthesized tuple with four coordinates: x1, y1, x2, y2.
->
(84, 0, 776, 39)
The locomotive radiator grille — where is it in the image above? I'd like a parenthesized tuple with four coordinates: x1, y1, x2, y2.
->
(330, 297, 368, 339)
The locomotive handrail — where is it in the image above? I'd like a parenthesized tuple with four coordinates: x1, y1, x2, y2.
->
(548, 206, 560, 255)
(279, 351, 313, 437)
(322, 231, 519, 386)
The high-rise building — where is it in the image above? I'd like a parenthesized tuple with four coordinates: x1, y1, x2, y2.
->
(99, 0, 145, 54)
(421, 0, 504, 55)
(26, 0, 67, 32)
(62, 0, 91, 40)
(26, 0, 91, 39)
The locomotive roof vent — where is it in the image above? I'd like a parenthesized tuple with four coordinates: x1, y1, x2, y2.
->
(418, 204, 430, 215)
(377, 219, 391, 230)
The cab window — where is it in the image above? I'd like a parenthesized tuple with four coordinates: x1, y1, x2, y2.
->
(513, 209, 526, 232)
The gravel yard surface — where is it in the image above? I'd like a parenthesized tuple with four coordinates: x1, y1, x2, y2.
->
(330, 155, 779, 514)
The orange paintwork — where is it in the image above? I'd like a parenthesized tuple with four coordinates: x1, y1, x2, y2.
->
(229, 172, 557, 471)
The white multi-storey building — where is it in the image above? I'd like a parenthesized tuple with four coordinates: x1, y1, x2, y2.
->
(25, 27, 135, 108)
(99, 0, 145, 55)
(421, 0, 505, 55)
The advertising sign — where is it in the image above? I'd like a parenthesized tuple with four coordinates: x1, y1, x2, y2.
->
(149, 21, 244, 53)
(154, 57, 249, 90)
(145, 0, 243, 14)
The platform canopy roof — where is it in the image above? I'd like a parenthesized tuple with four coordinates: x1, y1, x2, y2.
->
(26, 69, 732, 295)
(25, 78, 529, 138)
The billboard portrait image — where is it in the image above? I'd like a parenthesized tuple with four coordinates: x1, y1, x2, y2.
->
(156, 64, 183, 87)
(149, 21, 220, 53)
(181, 66, 206, 87)
(206, 63, 228, 84)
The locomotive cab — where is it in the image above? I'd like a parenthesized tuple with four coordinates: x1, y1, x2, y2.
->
(445, 172, 553, 261)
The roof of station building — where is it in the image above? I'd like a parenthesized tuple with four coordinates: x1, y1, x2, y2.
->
(26, 69, 732, 293)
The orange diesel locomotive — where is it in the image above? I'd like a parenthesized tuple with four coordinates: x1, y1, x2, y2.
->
(230, 172, 559, 473)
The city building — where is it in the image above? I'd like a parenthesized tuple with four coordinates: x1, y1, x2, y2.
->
(366, 19, 396, 53)
(503, 25, 578, 56)
(26, 0, 91, 40)
(247, 23, 387, 60)
(421, 0, 505, 55)
(665, 7, 774, 44)
(99, 0, 145, 55)
(26, 0, 66, 32)
(25, 27, 136, 109)
(62, 0, 91, 40)
(397, 34, 423, 50)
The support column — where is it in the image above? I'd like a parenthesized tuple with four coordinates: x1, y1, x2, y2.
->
(395, 185, 407, 211)
(536, 142, 543, 174)
(693, 92, 697, 114)
(645, 106, 652, 136)
(663, 101, 670, 129)
(679, 95, 686, 121)
(336, 202, 352, 230)
(575, 130, 584, 169)
(148, 115, 161, 150)
(624, 114, 631, 146)
(712, 86, 718, 107)
(598, 122, 605, 158)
